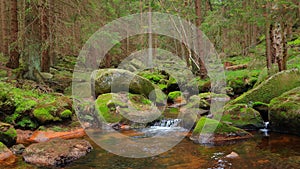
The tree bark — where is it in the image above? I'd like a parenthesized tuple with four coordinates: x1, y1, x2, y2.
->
(0, 0, 8, 55)
(265, 2, 272, 70)
(195, 0, 207, 79)
(40, 0, 50, 72)
(6, 0, 20, 69)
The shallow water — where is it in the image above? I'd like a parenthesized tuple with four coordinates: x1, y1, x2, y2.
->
(6, 131, 300, 169)
(68, 131, 300, 169)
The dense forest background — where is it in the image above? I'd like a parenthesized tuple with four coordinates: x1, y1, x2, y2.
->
(0, 0, 299, 81)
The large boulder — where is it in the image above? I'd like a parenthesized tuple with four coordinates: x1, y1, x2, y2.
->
(222, 104, 264, 130)
(23, 138, 92, 167)
(269, 87, 300, 135)
(95, 92, 162, 125)
(0, 122, 17, 147)
(230, 69, 300, 104)
(190, 117, 253, 145)
(92, 69, 160, 99)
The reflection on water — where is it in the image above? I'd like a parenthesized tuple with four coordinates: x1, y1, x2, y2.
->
(66, 132, 300, 169)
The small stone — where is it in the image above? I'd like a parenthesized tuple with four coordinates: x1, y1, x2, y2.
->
(225, 151, 239, 158)
(10, 144, 25, 155)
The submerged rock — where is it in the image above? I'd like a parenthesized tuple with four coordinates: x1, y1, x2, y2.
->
(0, 122, 17, 147)
(23, 138, 92, 167)
(230, 69, 300, 104)
(190, 117, 253, 145)
(225, 151, 239, 158)
(269, 87, 300, 135)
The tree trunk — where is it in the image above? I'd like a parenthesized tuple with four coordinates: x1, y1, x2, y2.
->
(271, 23, 284, 71)
(282, 23, 288, 71)
(0, 0, 8, 55)
(6, 0, 20, 69)
(195, 0, 207, 79)
(265, 2, 272, 70)
(40, 0, 50, 72)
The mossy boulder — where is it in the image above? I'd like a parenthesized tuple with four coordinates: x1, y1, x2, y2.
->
(269, 87, 300, 135)
(95, 92, 161, 125)
(230, 69, 300, 105)
(190, 117, 252, 145)
(0, 82, 73, 129)
(33, 96, 73, 124)
(0, 122, 17, 147)
(222, 104, 263, 130)
(93, 69, 157, 98)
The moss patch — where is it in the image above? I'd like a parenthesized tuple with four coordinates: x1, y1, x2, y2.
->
(269, 87, 300, 135)
(230, 69, 300, 104)
(60, 109, 73, 119)
(167, 91, 182, 102)
(193, 117, 242, 134)
(222, 104, 263, 129)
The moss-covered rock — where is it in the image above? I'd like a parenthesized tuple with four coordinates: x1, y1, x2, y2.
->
(93, 69, 155, 97)
(190, 117, 252, 145)
(222, 104, 263, 130)
(269, 87, 300, 135)
(0, 122, 17, 147)
(95, 92, 161, 124)
(0, 82, 73, 128)
(230, 69, 300, 104)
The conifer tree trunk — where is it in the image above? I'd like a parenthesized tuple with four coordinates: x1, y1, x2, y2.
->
(40, 0, 50, 72)
(195, 0, 207, 79)
(6, 0, 20, 69)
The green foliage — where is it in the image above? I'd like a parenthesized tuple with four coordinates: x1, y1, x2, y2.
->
(167, 91, 182, 101)
(17, 116, 38, 129)
(4, 127, 17, 139)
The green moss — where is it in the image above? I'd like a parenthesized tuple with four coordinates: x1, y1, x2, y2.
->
(60, 109, 73, 118)
(230, 69, 300, 104)
(193, 117, 241, 134)
(51, 126, 64, 132)
(0, 142, 5, 150)
(138, 70, 166, 84)
(3, 127, 17, 139)
(33, 106, 60, 123)
(269, 87, 300, 135)
(222, 103, 263, 129)
(16, 116, 38, 128)
(95, 93, 123, 123)
(168, 91, 182, 101)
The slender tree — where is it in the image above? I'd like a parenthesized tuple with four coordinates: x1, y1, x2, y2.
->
(195, 0, 207, 79)
(6, 0, 20, 69)
(40, 0, 50, 72)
